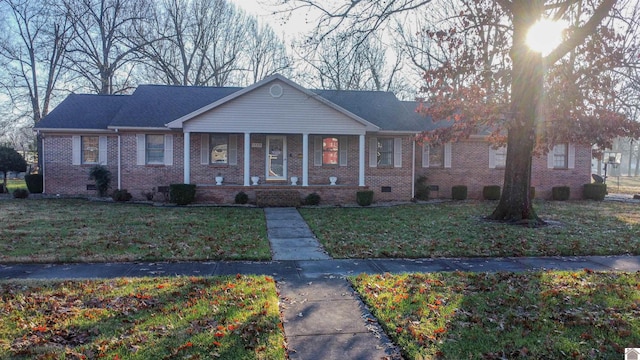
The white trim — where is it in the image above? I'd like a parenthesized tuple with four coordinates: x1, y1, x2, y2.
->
(164, 134, 174, 166)
(339, 136, 348, 166)
(547, 148, 555, 169)
(411, 139, 416, 198)
(183, 132, 190, 183)
(117, 134, 121, 189)
(488, 146, 497, 169)
(359, 135, 365, 186)
(98, 136, 107, 165)
(568, 143, 575, 169)
(422, 144, 430, 168)
(244, 133, 251, 186)
(266, 135, 287, 181)
(72, 136, 81, 165)
(166, 74, 379, 131)
(136, 134, 146, 165)
(201, 134, 209, 164)
(313, 136, 322, 166)
(394, 137, 402, 168)
(369, 137, 378, 167)
(41, 136, 46, 193)
(229, 134, 238, 166)
(303, 133, 309, 186)
(444, 142, 452, 168)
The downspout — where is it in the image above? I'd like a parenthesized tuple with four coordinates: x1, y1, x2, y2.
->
(411, 135, 416, 199)
(116, 129, 121, 189)
(40, 131, 46, 194)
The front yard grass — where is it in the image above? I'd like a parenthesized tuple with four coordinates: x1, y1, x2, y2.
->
(351, 271, 640, 359)
(0, 275, 285, 359)
(300, 201, 640, 258)
(0, 199, 270, 263)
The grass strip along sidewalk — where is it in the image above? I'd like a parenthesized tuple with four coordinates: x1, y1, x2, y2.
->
(351, 271, 640, 359)
(0, 275, 285, 359)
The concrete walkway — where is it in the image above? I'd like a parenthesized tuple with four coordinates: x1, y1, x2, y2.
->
(2, 206, 640, 359)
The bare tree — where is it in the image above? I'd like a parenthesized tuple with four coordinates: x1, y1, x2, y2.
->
(63, 0, 152, 94)
(244, 20, 291, 84)
(0, 0, 72, 125)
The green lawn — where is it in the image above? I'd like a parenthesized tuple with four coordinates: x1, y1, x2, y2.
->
(0, 276, 285, 359)
(352, 271, 640, 359)
(4, 179, 26, 192)
(0, 199, 270, 263)
(300, 201, 640, 258)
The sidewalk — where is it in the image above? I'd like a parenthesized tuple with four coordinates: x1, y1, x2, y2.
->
(2, 206, 640, 360)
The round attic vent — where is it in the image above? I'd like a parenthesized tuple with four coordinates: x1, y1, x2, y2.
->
(269, 84, 283, 98)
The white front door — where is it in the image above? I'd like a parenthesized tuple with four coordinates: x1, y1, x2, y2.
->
(266, 136, 287, 181)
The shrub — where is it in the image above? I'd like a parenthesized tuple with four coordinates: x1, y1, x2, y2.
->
(415, 176, 429, 201)
(452, 185, 467, 200)
(88, 165, 111, 197)
(13, 188, 29, 199)
(141, 189, 156, 201)
(552, 186, 570, 201)
(112, 189, 133, 202)
(483, 185, 501, 200)
(304, 192, 321, 206)
(24, 174, 43, 194)
(0, 184, 5, 193)
(583, 183, 607, 201)
(170, 184, 196, 205)
(235, 191, 249, 204)
(356, 190, 374, 206)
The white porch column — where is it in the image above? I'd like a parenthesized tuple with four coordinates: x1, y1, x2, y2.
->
(359, 134, 366, 186)
(183, 132, 190, 183)
(244, 132, 251, 186)
(302, 133, 309, 186)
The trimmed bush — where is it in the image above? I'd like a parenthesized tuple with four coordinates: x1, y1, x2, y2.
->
(415, 176, 429, 201)
(583, 183, 607, 201)
(13, 188, 29, 199)
(170, 184, 196, 205)
(552, 186, 570, 201)
(304, 192, 321, 206)
(235, 191, 249, 204)
(483, 185, 501, 200)
(112, 189, 133, 202)
(452, 185, 467, 200)
(88, 165, 111, 197)
(356, 190, 374, 206)
(24, 174, 43, 193)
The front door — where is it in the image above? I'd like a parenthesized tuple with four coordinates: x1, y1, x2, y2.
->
(266, 136, 287, 181)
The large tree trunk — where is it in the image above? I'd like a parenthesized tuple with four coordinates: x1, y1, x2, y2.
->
(490, 0, 544, 224)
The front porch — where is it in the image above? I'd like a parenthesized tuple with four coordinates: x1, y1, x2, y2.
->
(195, 184, 369, 206)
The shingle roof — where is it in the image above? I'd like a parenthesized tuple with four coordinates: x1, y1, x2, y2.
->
(37, 83, 438, 133)
(109, 85, 241, 128)
(35, 94, 129, 130)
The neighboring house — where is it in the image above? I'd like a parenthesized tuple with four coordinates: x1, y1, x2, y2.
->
(35, 74, 590, 204)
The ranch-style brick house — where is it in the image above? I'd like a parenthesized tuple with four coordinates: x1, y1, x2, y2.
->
(35, 74, 590, 204)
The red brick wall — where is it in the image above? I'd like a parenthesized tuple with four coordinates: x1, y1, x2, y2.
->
(365, 135, 414, 202)
(415, 139, 591, 200)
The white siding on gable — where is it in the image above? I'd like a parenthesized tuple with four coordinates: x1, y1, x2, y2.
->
(394, 138, 402, 168)
(72, 136, 81, 165)
(182, 81, 370, 135)
(164, 135, 173, 166)
(136, 134, 146, 165)
(98, 136, 107, 165)
(201, 134, 209, 164)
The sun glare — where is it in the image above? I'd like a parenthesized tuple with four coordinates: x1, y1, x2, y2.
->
(526, 18, 567, 55)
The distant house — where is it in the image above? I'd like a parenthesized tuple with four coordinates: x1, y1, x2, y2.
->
(35, 74, 590, 204)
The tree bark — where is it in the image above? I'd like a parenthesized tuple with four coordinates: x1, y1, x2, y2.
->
(490, 0, 544, 224)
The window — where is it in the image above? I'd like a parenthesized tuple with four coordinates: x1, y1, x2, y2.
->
(322, 137, 339, 165)
(82, 136, 99, 164)
(146, 134, 165, 164)
(210, 134, 228, 164)
(377, 138, 394, 166)
(494, 146, 507, 168)
(428, 145, 444, 168)
(553, 144, 568, 168)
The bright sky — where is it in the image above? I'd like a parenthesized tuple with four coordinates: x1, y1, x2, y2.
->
(229, 0, 317, 41)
